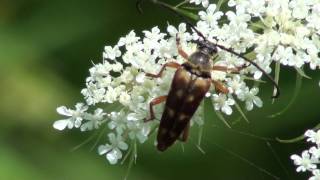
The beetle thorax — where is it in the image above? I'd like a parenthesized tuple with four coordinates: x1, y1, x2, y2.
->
(188, 50, 212, 72)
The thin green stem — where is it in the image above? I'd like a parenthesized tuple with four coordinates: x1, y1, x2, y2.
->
(216, 0, 226, 12)
(175, 0, 189, 8)
(215, 110, 231, 128)
(272, 62, 281, 104)
(234, 99, 249, 123)
(269, 72, 302, 118)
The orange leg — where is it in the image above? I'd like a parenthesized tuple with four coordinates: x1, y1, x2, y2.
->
(145, 62, 181, 78)
(176, 34, 189, 60)
(212, 80, 229, 94)
(212, 65, 247, 73)
(144, 96, 167, 122)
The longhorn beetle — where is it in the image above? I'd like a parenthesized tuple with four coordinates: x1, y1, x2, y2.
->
(138, 0, 280, 151)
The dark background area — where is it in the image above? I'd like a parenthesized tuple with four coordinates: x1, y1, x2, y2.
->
(0, 0, 319, 179)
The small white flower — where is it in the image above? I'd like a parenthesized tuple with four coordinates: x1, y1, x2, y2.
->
(53, 103, 88, 130)
(117, 30, 140, 47)
(305, 130, 320, 145)
(127, 122, 150, 143)
(119, 91, 131, 106)
(238, 87, 263, 111)
(81, 108, 106, 131)
(103, 45, 121, 60)
(143, 26, 166, 50)
(108, 111, 128, 135)
(310, 169, 320, 180)
(189, 0, 209, 7)
(310, 146, 320, 159)
(291, 150, 317, 172)
(212, 94, 235, 115)
(199, 4, 223, 28)
(226, 75, 246, 95)
(98, 133, 128, 165)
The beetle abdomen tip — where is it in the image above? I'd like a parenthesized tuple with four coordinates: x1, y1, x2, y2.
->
(157, 143, 168, 152)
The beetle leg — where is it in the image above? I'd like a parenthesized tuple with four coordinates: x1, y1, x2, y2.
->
(176, 34, 189, 60)
(145, 62, 181, 78)
(212, 65, 247, 73)
(144, 95, 167, 122)
(212, 80, 229, 94)
(179, 122, 190, 142)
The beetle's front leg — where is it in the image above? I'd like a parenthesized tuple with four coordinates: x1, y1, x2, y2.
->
(145, 62, 181, 78)
(176, 35, 189, 60)
(144, 95, 167, 122)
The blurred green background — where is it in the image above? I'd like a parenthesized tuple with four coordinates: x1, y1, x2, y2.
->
(0, 0, 319, 179)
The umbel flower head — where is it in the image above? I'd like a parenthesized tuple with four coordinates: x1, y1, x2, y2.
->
(291, 129, 320, 179)
(54, 0, 320, 165)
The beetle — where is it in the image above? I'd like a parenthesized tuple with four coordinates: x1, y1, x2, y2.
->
(138, 0, 280, 151)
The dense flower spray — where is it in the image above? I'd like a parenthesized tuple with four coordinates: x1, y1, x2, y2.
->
(53, 0, 320, 171)
(291, 129, 320, 180)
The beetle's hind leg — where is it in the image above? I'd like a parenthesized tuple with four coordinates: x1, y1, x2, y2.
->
(211, 65, 247, 94)
(145, 62, 181, 78)
(144, 95, 167, 122)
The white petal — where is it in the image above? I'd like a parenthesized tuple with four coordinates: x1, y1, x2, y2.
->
(98, 145, 110, 155)
(56, 106, 72, 116)
(106, 152, 118, 165)
(253, 97, 263, 107)
(53, 120, 70, 131)
(107, 149, 122, 165)
(222, 105, 232, 115)
(246, 101, 254, 111)
(136, 73, 145, 83)
(118, 142, 128, 150)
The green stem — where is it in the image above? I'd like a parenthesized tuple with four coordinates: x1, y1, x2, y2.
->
(269, 72, 302, 118)
(215, 110, 231, 128)
(295, 67, 312, 79)
(272, 61, 281, 104)
(124, 140, 137, 180)
(216, 0, 226, 12)
(198, 126, 204, 147)
(175, 0, 189, 8)
(234, 99, 249, 123)
(276, 116, 320, 144)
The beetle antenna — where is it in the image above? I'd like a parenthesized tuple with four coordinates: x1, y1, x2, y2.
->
(214, 44, 280, 98)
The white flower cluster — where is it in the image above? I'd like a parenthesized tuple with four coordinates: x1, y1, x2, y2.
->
(291, 129, 320, 180)
(53, 0, 320, 165)
(229, 0, 320, 72)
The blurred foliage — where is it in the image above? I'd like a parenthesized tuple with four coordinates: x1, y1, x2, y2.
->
(0, 0, 319, 179)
